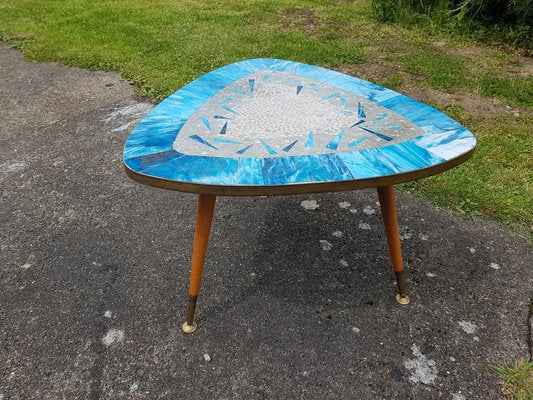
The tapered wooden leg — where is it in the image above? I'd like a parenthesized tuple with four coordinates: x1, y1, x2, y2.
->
(182, 193, 217, 333)
(377, 186, 410, 305)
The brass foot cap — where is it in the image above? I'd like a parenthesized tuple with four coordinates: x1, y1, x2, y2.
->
(182, 321, 197, 334)
(395, 294, 411, 305)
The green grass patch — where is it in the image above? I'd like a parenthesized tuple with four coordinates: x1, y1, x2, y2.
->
(400, 112, 533, 230)
(375, 73, 404, 91)
(396, 52, 470, 89)
(493, 360, 533, 400)
(479, 76, 533, 108)
(395, 49, 533, 108)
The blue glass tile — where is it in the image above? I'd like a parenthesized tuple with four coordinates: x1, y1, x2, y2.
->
(249, 79, 255, 93)
(220, 96, 235, 104)
(139, 156, 191, 182)
(125, 150, 183, 172)
(351, 120, 365, 128)
(305, 131, 314, 148)
(337, 151, 383, 179)
(213, 138, 242, 144)
(282, 140, 298, 152)
(296, 85, 303, 95)
(201, 117, 211, 131)
(358, 102, 366, 118)
(380, 125, 400, 130)
(237, 157, 263, 185)
(379, 142, 445, 170)
(124, 144, 174, 160)
(236, 144, 253, 155)
(261, 155, 334, 185)
(359, 127, 393, 141)
(221, 105, 237, 114)
(183, 156, 238, 185)
(260, 139, 278, 155)
(327, 130, 344, 150)
(373, 113, 388, 124)
(232, 88, 250, 96)
(358, 148, 402, 174)
(214, 115, 230, 119)
(317, 154, 354, 181)
(219, 122, 228, 135)
(189, 134, 218, 150)
(412, 127, 476, 159)
(309, 83, 320, 93)
(322, 92, 340, 102)
(348, 137, 366, 148)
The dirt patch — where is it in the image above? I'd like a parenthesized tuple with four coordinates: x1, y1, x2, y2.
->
(280, 7, 319, 32)
(443, 44, 488, 60)
(401, 85, 525, 116)
(339, 61, 528, 116)
(505, 56, 533, 78)
(445, 45, 532, 78)
(337, 62, 395, 81)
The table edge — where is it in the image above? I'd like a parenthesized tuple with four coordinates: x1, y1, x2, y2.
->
(123, 147, 475, 196)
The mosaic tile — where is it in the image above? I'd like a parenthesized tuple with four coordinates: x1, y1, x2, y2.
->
(236, 144, 253, 155)
(305, 131, 314, 148)
(219, 122, 228, 135)
(123, 58, 476, 187)
(359, 127, 394, 142)
(260, 139, 277, 155)
(358, 102, 366, 118)
(327, 130, 345, 150)
(201, 117, 211, 130)
(282, 140, 299, 152)
(189, 135, 217, 150)
(348, 137, 366, 148)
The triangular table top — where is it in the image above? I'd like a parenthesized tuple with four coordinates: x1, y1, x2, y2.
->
(123, 59, 476, 195)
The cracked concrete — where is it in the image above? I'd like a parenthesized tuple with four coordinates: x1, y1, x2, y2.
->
(1, 43, 532, 399)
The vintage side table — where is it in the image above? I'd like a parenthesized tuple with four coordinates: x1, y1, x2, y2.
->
(123, 59, 476, 333)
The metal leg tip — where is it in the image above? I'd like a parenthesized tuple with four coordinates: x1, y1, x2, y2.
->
(181, 321, 197, 333)
(395, 294, 410, 305)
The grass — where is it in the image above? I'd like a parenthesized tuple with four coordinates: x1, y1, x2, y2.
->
(479, 76, 533, 108)
(396, 52, 469, 89)
(493, 360, 533, 400)
(0, 0, 531, 233)
(393, 50, 533, 108)
(400, 112, 533, 231)
(0, 0, 367, 100)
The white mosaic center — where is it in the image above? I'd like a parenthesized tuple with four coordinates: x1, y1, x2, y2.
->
(227, 81, 355, 141)
(173, 70, 425, 158)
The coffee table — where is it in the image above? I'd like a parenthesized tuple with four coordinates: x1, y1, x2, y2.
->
(123, 58, 476, 333)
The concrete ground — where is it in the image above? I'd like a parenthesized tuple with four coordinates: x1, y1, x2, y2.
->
(0, 43, 531, 400)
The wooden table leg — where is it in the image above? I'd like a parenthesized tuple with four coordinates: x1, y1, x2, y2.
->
(377, 186, 410, 305)
(182, 193, 217, 333)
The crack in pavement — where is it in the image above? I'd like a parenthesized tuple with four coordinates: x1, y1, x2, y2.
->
(527, 295, 533, 361)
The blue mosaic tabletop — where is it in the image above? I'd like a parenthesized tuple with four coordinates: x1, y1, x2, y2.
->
(123, 58, 476, 194)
